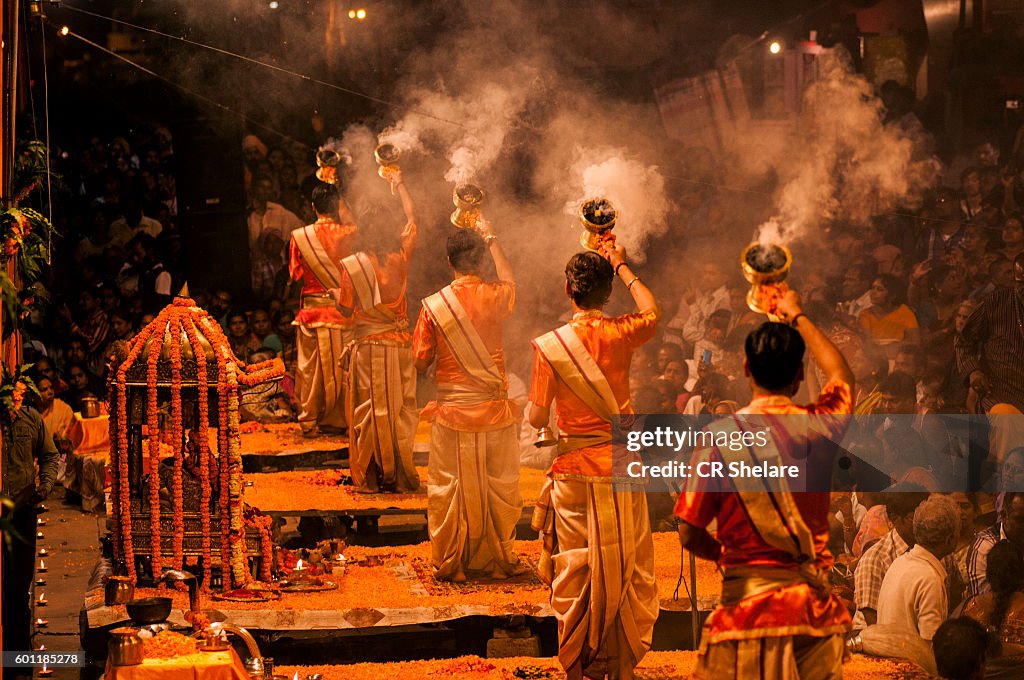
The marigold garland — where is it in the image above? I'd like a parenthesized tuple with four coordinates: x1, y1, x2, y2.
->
(170, 321, 185, 571)
(146, 325, 163, 581)
(182, 318, 213, 591)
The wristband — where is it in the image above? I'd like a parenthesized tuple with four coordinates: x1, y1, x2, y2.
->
(790, 313, 807, 327)
(614, 262, 628, 276)
(483, 234, 497, 245)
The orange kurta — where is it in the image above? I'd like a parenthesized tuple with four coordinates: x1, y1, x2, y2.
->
(674, 380, 854, 643)
(289, 217, 357, 328)
(412, 275, 518, 431)
(529, 309, 658, 480)
(335, 224, 414, 343)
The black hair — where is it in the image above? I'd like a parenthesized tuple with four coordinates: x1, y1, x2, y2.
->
(743, 322, 805, 391)
(987, 540, 1024, 637)
(882, 482, 929, 520)
(932, 617, 989, 680)
(874, 273, 907, 306)
(272, 309, 294, 326)
(565, 252, 613, 310)
(878, 371, 917, 401)
(311, 183, 340, 216)
(127, 232, 157, 253)
(355, 203, 403, 255)
(226, 309, 248, 324)
(447, 229, 486, 273)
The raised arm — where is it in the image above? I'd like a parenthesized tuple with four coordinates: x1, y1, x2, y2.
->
(603, 242, 660, 319)
(774, 289, 855, 393)
(387, 168, 417, 226)
(477, 216, 514, 284)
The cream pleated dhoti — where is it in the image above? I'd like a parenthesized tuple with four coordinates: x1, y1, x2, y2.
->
(535, 478, 659, 679)
(295, 325, 348, 431)
(346, 340, 419, 493)
(428, 422, 522, 578)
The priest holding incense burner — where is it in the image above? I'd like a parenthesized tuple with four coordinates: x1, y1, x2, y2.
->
(528, 240, 660, 680)
(674, 281, 855, 680)
(334, 166, 420, 493)
(412, 216, 524, 582)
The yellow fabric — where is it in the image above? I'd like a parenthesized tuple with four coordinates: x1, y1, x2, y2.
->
(295, 325, 349, 429)
(543, 478, 658, 679)
(696, 634, 844, 680)
(422, 285, 505, 395)
(104, 650, 249, 680)
(341, 252, 384, 312)
(534, 325, 618, 423)
(427, 421, 522, 578)
(346, 341, 419, 492)
(292, 224, 343, 290)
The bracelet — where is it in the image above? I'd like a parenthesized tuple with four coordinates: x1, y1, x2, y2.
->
(483, 234, 497, 245)
(614, 262, 628, 276)
(790, 313, 807, 327)
(626, 276, 641, 290)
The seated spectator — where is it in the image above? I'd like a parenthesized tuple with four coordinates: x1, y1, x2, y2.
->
(859, 274, 920, 350)
(839, 259, 878, 318)
(854, 484, 929, 627)
(877, 494, 960, 640)
(35, 357, 68, 395)
(250, 309, 283, 353)
(110, 194, 162, 245)
(660, 360, 689, 412)
(35, 374, 74, 486)
(960, 540, 1024, 677)
(932, 617, 990, 680)
(1000, 212, 1024, 263)
(109, 307, 135, 344)
(60, 289, 110, 372)
(64, 360, 100, 413)
(226, 310, 262, 363)
(126, 233, 172, 314)
(273, 309, 297, 374)
(655, 342, 684, 374)
(967, 493, 1024, 599)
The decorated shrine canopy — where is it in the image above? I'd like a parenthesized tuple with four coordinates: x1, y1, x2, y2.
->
(108, 292, 283, 591)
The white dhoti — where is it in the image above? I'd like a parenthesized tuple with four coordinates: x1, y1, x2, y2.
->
(295, 324, 348, 431)
(534, 478, 658, 679)
(428, 421, 522, 578)
(346, 341, 419, 492)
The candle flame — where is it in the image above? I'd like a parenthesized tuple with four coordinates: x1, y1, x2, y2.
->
(38, 592, 45, 600)
(293, 674, 299, 680)
(295, 559, 304, 569)
(40, 560, 46, 569)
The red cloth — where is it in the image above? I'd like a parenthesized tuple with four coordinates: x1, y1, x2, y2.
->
(528, 309, 658, 478)
(412, 275, 518, 431)
(673, 379, 854, 641)
(289, 217, 356, 327)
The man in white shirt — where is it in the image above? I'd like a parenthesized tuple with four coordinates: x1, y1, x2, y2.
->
(110, 196, 162, 245)
(877, 495, 960, 640)
(247, 175, 303, 253)
(679, 262, 730, 345)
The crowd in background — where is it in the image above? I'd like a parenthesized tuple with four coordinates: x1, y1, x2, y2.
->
(20, 82, 1024, 678)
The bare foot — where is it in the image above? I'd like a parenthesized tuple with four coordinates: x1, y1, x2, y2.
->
(490, 567, 509, 580)
(451, 569, 467, 583)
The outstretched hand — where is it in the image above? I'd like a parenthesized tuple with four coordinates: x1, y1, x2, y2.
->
(600, 240, 627, 270)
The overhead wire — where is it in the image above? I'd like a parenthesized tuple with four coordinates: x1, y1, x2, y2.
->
(60, 4, 467, 129)
(57, 26, 312, 151)
(55, 8, 966, 233)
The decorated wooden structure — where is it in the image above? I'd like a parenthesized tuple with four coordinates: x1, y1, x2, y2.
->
(107, 292, 283, 590)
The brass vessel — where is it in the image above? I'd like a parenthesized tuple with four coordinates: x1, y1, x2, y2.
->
(374, 143, 401, 181)
(104, 575, 135, 606)
(315, 148, 343, 185)
(740, 242, 792, 322)
(450, 184, 484, 229)
(579, 198, 617, 251)
(108, 627, 144, 666)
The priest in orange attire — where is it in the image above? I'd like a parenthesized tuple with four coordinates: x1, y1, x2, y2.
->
(528, 244, 660, 680)
(413, 222, 523, 582)
(334, 168, 419, 493)
(674, 288, 855, 679)
(289, 183, 357, 437)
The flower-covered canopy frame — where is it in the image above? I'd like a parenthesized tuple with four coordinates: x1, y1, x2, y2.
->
(107, 294, 283, 591)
